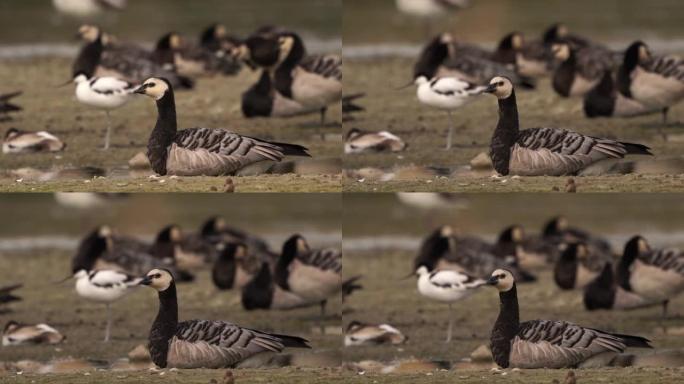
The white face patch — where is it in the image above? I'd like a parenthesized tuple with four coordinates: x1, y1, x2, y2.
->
(140, 78, 169, 101)
(511, 226, 524, 242)
(146, 268, 173, 291)
(552, 43, 570, 61)
(170, 226, 182, 242)
(491, 269, 515, 292)
(98, 225, 112, 238)
(576, 244, 588, 259)
(169, 34, 181, 49)
(440, 225, 453, 237)
(296, 237, 310, 254)
(489, 76, 513, 99)
(637, 238, 650, 253)
(79, 25, 100, 42)
(638, 45, 651, 62)
(511, 34, 523, 50)
(278, 36, 294, 63)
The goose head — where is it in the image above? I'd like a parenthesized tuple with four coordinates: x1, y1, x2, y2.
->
(623, 235, 650, 258)
(140, 269, 174, 291)
(624, 41, 651, 69)
(543, 23, 568, 44)
(134, 77, 171, 101)
(156, 224, 183, 244)
(551, 42, 571, 62)
(201, 216, 226, 237)
(499, 32, 524, 51)
(498, 225, 525, 243)
(156, 32, 182, 51)
(483, 76, 514, 99)
(277, 32, 306, 65)
(487, 269, 515, 292)
(77, 24, 101, 42)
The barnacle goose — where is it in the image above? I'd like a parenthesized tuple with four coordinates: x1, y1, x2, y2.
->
(344, 321, 407, 346)
(139, 269, 310, 369)
(414, 76, 486, 149)
(151, 225, 208, 271)
(74, 25, 194, 90)
(584, 263, 660, 313)
(2, 321, 65, 346)
(415, 265, 485, 342)
(134, 77, 310, 176)
(551, 42, 617, 98)
(413, 226, 536, 283)
(482, 76, 652, 176)
(152, 32, 240, 78)
(615, 236, 684, 317)
(553, 242, 614, 290)
(617, 41, 684, 126)
(72, 226, 194, 283)
(0, 91, 22, 121)
(492, 32, 553, 78)
(72, 269, 142, 341)
(344, 128, 407, 154)
(241, 262, 325, 312)
(414, 33, 535, 88)
(3, 128, 66, 154)
(199, 23, 242, 54)
(487, 269, 651, 369)
(212, 242, 263, 290)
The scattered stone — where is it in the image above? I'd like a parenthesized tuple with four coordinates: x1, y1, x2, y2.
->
(564, 370, 576, 384)
(128, 344, 151, 362)
(224, 178, 235, 193)
(128, 152, 150, 170)
(470, 344, 493, 362)
(470, 152, 493, 170)
(565, 178, 576, 193)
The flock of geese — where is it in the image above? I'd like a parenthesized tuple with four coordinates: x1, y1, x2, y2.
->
(3, 216, 351, 369)
(2, 22, 343, 177)
(346, 23, 684, 177)
(346, 216, 684, 369)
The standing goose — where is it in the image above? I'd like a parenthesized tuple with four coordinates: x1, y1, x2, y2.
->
(414, 33, 534, 88)
(74, 25, 193, 90)
(153, 32, 240, 78)
(617, 41, 684, 126)
(139, 269, 310, 369)
(71, 71, 136, 149)
(415, 266, 485, 342)
(583, 263, 656, 312)
(212, 242, 263, 290)
(72, 226, 194, 283)
(73, 269, 141, 342)
(414, 76, 486, 149)
(134, 77, 310, 176)
(551, 42, 616, 98)
(553, 242, 613, 290)
(3, 128, 66, 154)
(0, 91, 22, 120)
(487, 269, 652, 369)
(413, 226, 536, 283)
(344, 128, 407, 154)
(616, 236, 684, 317)
(492, 32, 553, 79)
(482, 76, 652, 176)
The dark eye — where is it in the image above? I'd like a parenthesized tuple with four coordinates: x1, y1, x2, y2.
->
(499, 274, 505, 279)
(149, 83, 156, 87)
(498, 82, 504, 86)
(154, 273, 161, 278)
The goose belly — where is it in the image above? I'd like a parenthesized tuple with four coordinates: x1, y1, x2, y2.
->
(508, 147, 587, 176)
(574, 264, 599, 289)
(233, 266, 254, 290)
(166, 338, 237, 369)
(287, 265, 341, 302)
(508, 339, 593, 368)
(613, 92, 660, 117)
(517, 55, 549, 78)
(290, 69, 342, 109)
(568, 75, 599, 97)
(630, 261, 684, 301)
(271, 284, 318, 309)
(165, 144, 243, 176)
(53, 0, 101, 16)
(272, 92, 321, 117)
(630, 68, 684, 108)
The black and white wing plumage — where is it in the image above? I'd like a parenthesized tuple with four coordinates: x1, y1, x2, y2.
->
(167, 320, 310, 368)
(575, 46, 618, 81)
(509, 320, 650, 368)
(508, 127, 652, 176)
(644, 54, 684, 82)
(298, 248, 342, 274)
(429, 77, 483, 96)
(639, 248, 684, 274)
(300, 54, 342, 81)
(166, 127, 310, 176)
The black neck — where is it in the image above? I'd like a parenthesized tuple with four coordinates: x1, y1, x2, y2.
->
(274, 237, 298, 290)
(617, 49, 638, 98)
(617, 240, 639, 291)
(72, 35, 103, 78)
(149, 283, 178, 368)
(584, 71, 616, 117)
(147, 90, 177, 175)
(490, 284, 520, 368)
(241, 262, 274, 310)
(242, 70, 274, 117)
(490, 91, 519, 175)
(584, 263, 616, 310)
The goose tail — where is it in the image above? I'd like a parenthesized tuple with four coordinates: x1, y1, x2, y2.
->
(273, 142, 311, 157)
(272, 333, 311, 349)
(342, 275, 363, 297)
(614, 333, 653, 349)
(620, 142, 652, 156)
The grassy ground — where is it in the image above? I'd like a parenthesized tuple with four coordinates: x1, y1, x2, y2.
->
(342, 57, 684, 192)
(0, 58, 342, 192)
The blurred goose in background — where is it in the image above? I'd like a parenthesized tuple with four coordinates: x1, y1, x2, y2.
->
(395, 0, 469, 18)
(0, 284, 21, 313)
(73, 269, 142, 342)
(542, 216, 613, 254)
(2, 321, 65, 346)
(199, 23, 242, 53)
(414, 75, 486, 149)
(54, 192, 128, 209)
(482, 76, 651, 176)
(200, 216, 276, 259)
(242, 262, 323, 311)
(551, 42, 616, 98)
(542, 23, 597, 50)
(71, 71, 136, 150)
(616, 236, 684, 318)
(241, 70, 327, 120)
(139, 269, 310, 369)
(72, 226, 194, 282)
(74, 25, 194, 90)
(413, 226, 536, 283)
(584, 262, 658, 312)
(553, 242, 613, 290)
(617, 41, 684, 128)
(150, 225, 208, 271)
(492, 32, 553, 78)
(487, 269, 652, 368)
(212, 243, 263, 290)
(344, 128, 407, 154)
(415, 265, 485, 342)
(134, 77, 310, 176)
(152, 32, 241, 78)
(414, 33, 535, 88)
(344, 321, 407, 346)
(53, 0, 126, 17)
(2, 128, 66, 154)
(0, 91, 22, 121)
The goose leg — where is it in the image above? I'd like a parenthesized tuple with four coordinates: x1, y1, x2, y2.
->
(318, 108, 327, 140)
(319, 300, 327, 335)
(445, 110, 454, 150)
(445, 303, 453, 343)
(658, 108, 669, 141)
(104, 303, 112, 342)
(103, 110, 112, 150)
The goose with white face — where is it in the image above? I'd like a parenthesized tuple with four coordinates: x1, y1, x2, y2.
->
(77, 24, 100, 42)
(140, 269, 174, 292)
(487, 269, 515, 292)
(134, 78, 170, 101)
(483, 76, 514, 99)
